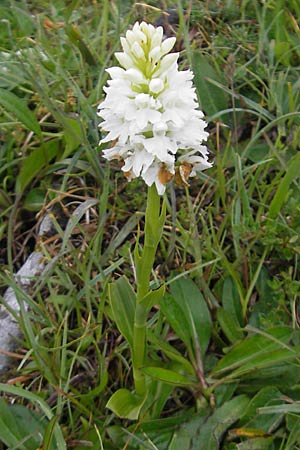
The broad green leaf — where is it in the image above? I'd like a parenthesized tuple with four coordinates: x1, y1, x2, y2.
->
(16, 139, 59, 193)
(238, 386, 283, 431)
(0, 87, 42, 135)
(212, 327, 296, 376)
(23, 187, 46, 211)
(172, 395, 249, 450)
(0, 399, 26, 448)
(191, 395, 249, 449)
(235, 436, 274, 450)
(268, 152, 300, 219)
(259, 403, 300, 415)
(231, 349, 296, 378)
(0, 385, 66, 450)
(108, 276, 136, 348)
(142, 366, 197, 387)
(106, 388, 145, 420)
(217, 307, 244, 344)
(222, 276, 243, 326)
(140, 284, 165, 310)
(160, 294, 192, 352)
(193, 53, 228, 117)
(62, 117, 85, 158)
(170, 278, 212, 355)
(246, 144, 270, 164)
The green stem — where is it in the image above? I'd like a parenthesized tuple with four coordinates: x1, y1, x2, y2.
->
(132, 184, 165, 396)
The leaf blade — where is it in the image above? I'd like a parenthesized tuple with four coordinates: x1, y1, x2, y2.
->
(0, 87, 42, 135)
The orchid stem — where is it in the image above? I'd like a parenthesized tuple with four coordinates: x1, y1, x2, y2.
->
(132, 184, 165, 396)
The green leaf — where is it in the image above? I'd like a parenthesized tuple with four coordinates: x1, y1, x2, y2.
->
(193, 53, 228, 118)
(170, 278, 212, 355)
(221, 276, 243, 326)
(217, 307, 244, 344)
(191, 395, 249, 449)
(62, 117, 85, 158)
(140, 284, 165, 310)
(160, 294, 192, 353)
(147, 329, 195, 374)
(232, 348, 296, 378)
(0, 385, 66, 450)
(0, 87, 42, 136)
(268, 152, 300, 219)
(23, 187, 46, 211)
(172, 395, 249, 450)
(259, 403, 300, 415)
(235, 436, 274, 450)
(106, 388, 145, 420)
(42, 416, 58, 450)
(246, 144, 270, 163)
(108, 276, 136, 348)
(16, 139, 59, 193)
(0, 399, 27, 448)
(238, 386, 283, 431)
(142, 366, 197, 387)
(147, 377, 174, 419)
(212, 327, 296, 377)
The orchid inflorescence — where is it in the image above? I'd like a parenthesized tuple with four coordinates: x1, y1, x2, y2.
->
(98, 21, 212, 195)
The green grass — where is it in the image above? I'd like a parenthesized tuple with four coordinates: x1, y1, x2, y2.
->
(1, 0, 300, 449)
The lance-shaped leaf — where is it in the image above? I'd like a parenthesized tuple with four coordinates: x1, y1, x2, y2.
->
(142, 366, 197, 387)
(164, 278, 212, 356)
(212, 326, 297, 378)
(106, 388, 145, 420)
(108, 276, 136, 349)
(140, 284, 165, 310)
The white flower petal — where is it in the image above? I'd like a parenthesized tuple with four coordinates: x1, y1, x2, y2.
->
(149, 78, 164, 94)
(161, 37, 176, 55)
(115, 52, 134, 69)
(98, 21, 212, 194)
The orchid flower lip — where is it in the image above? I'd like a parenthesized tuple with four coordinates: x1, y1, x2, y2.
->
(98, 21, 212, 195)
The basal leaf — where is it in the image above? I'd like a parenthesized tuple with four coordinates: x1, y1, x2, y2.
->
(212, 327, 296, 376)
(173, 395, 249, 450)
(238, 386, 283, 431)
(0, 384, 66, 450)
(221, 276, 243, 326)
(108, 276, 136, 348)
(160, 294, 192, 353)
(234, 436, 274, 450)
(191, 395, 249, 449)
(170, 278, 212, 355)
(106, 388, 145, 420)
(217, 307, 244, 344)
